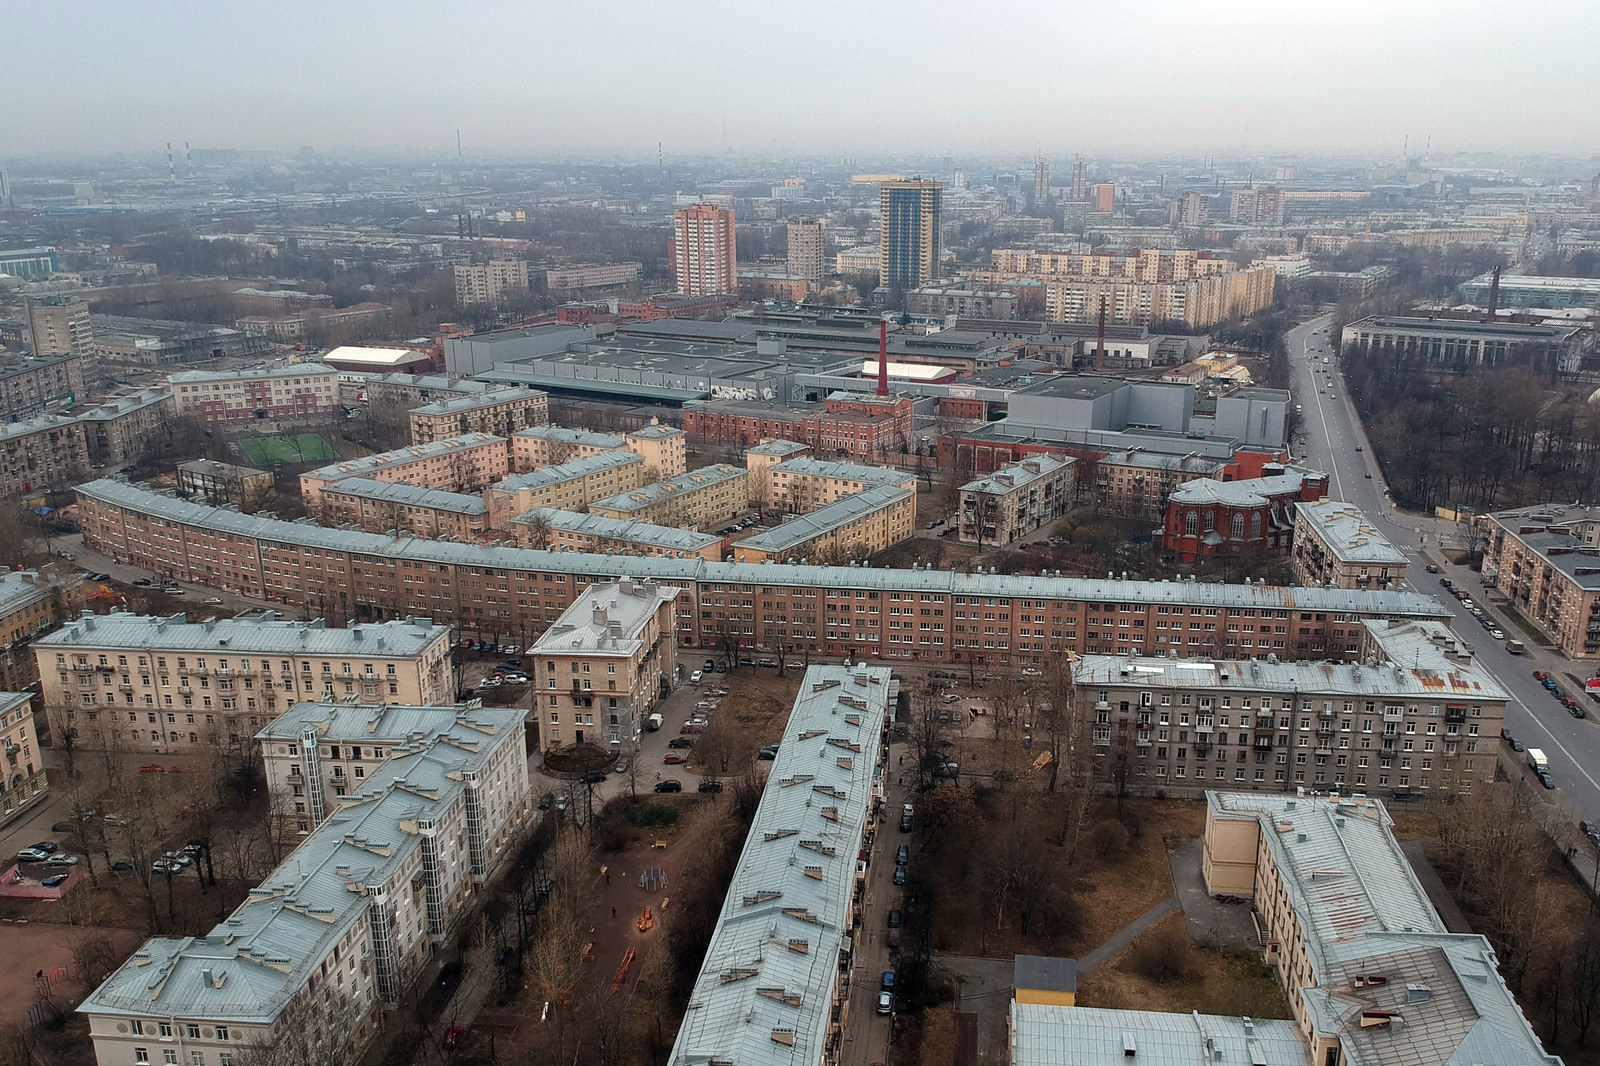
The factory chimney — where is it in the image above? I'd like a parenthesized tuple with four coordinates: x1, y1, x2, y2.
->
(1095, 295, 1108, 370)
(1485, 265, 1501, 322)
(877, 319, 890, 398)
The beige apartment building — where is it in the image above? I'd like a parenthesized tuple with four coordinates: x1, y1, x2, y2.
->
(544, 262, 643, 291)
(0, 570, 59, 694)
(452, 259, 529, 306)
(319, 478, 490, 542)
(1096, 450, 1222, 520)
(1201, 789, 1551, 1066)
(0, 352, 86, 420)
(743, 438, 810, 481)
(0, 691, 46, 824)
(786, 217, 827, 281)
(408, 386, 549, 444)
(589, 464, 747, 532)
(530, 578, 679, 751)
(734, 486, 915, 564)
(82, 702, 529, 1066)
(256, 701, 531, 840)
(1482, 503, 1600, 656)
(25, 296, 92, 357)
(1080, 618, 1502, 798)
(510, 508, 721, 559)
(1292, 501, 1407, 589)
(959, 454, 1074, 546)
(77, 389, 175, 467)
(511, 421, 685, 478)
(169, 364, 340, 423)
(35, 611, 454, 754)
(0, 414, 89, 496)
(485, 450, 647, 529)
(299, 433, 509, 509)
(74, 477, 1455, 668)
(763, 457, 916, 514)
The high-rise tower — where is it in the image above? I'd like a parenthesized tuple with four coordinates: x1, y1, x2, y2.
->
(878, 179, 942, 289)
(672, 204, 738, 296)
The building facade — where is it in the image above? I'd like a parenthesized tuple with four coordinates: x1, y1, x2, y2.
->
(1163, 467, 1329, 562)
(0, 571, 59, 694)
(764, 457, 917, 514)
(299, 433, 509, 509)
(529, 578, 678, 750)
(35, 612, 454, 754)
(0, 414, 89, 495)
(78, 389, 175, 467)
(1082, 618, 1503, 797)
(1292, 501, 1407, 589)
(452, 259, 530, 306)
(82, 702, 530, 1066)
(786, 216, 826, 282)
(485, 451, 647, 528)
(545, 263, 644, 291)
(905, 285, 1020, 319)
(511, 425, 626, 471)
(1482, 504, 1600, 657)
(959, 455, 1075, 546)
(1229, 185, 1286, 225)
(672, 204, 738, 296)
(588, 464, 747, 532)
(74, 477, 1455, 667)
(0, 352, 85, 420)
(1096, 451, 1224, 519)
(319, 479, 490, 542)
(0, 691, 45, 825)
(1340, 315, 1588, 376)
(177, 459, 276, 509)
(170, 365, 340, 423)
(880, 179, 942, 288)
(25, 296, 92, 357)
(511, 508, 721, 560)
(408, 387, 549, 444)
(734, 485, 915, 564)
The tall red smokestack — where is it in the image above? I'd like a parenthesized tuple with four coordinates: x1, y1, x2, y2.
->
(1095, 296, 1107, 370)
(877, 319, 890, 398)
(1486, 264, 1501, 322)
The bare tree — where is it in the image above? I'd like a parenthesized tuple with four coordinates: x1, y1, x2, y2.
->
(231, 981, 361, 1066)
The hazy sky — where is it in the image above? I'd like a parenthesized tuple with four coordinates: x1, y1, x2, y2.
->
(9, 0, 1599, 158)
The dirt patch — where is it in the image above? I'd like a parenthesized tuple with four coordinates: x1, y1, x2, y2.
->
(0, 922, 144, 1026)
(544, 745, 617, 774)
(1077, 911, 1290, 1018)
(686, 670, 800, 776)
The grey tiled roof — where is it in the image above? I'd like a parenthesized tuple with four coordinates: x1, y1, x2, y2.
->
(321, 477, 487, 515)
(303, 434, 505, 483)
(737, 486, 912, 554)
(509, 508, 719, 552)
(36, 610, 447, 657)
(1010, 1004, 1306, 1066)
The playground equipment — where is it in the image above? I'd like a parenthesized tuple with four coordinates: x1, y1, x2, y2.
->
(611, 948, 636, 993)
(636, 907, 655, 933)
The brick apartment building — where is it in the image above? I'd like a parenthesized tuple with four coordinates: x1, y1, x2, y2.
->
(0, 414, 89, 495)
(318, 479, 491, 542)
(169, 365, 340, 423)
(299, 433, 508, 509)
(408, 386, 549, 444)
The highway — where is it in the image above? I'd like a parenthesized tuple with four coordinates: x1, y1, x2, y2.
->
(1288, 315, 1600, 827)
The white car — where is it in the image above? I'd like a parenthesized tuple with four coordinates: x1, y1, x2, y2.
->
(203, 598, 224, 606)
(45, 853, 80, 866)
(689, 670, 703, 684)
(1489, 629, 1505, 640)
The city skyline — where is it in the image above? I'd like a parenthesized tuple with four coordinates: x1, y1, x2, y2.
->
(8, 0, 1600, 158)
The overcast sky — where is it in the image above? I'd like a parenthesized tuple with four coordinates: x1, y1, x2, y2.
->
(9, 0, 1598, 159)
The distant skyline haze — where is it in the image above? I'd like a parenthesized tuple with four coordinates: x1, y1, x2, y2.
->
(7, 0, 1600, 158)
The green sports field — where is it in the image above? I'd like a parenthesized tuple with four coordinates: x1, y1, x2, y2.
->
(235, 433, 337, 467)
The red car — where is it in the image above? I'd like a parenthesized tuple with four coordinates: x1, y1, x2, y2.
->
(443, 1025, 464, 1050)
(1560, 696, 1578, 710)
(1534, 671, 1550, 682)
(663, 752, 687, 765)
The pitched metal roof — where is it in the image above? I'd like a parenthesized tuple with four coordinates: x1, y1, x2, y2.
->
(1295, 502, 1407, 566)
(320, 477, 488, 515)
(669, 665, 892, 1066)
(509, 508, 719, 553)
(303, 434, 505, 483)
(0, 570, 50, 618)
(528, 580, 679, 658)
(36, 610, 448, 658)
(170, 363, 336, 383)
(591, 464, 745, 514)
(512, 425, 626, 450)
(491, 450, 644, 493)
(769, 457, 915, 487)
(960, 453, 1074, 495)
(738, 487, 913, 554)
(72, 479, 1457, 618)
(1010, 1003, 1307, 1066)
(410, 386, 545, 416)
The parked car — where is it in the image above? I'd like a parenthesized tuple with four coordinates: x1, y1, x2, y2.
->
(28, 841, 58, 855)
(1424, 564, 1439, 574)
(703, 659, 717, 672)
(152, 858, 179, 874)
(1583, 821, 1600, 843)
(45, 853, 80, 866)
(759, 743, 779, 760)
(40, 874, 68, 888)
(109, 860, 133, 872)
(888, 909, 902, 928)
(877, 991, 893, 1015)
(15, 848, 49, 864)
(668, 737, 693, 749)
(1533, 670, 1550, 682)
(697, 780, 724, 793)
(881, 970, 896, 991)
(132, 578, 151, 586)
(900, 805, 914, 832)
(663, 753, 687, 765)
(443, 1025, 464, 1050)
(202, 597, 224, 606)
(578, 772, 607, 784)
(538, 793, 553, 810)
(714, 662, 727, 673)
(895, 845, 909, 866)
(654, 780, 683, 793)
(689, 670, 703, 684)
(457, 638, 474, 650)
(893, 866, 906, 885)
(51, 821, 78, 833)
(1573, 705, 1589, 719)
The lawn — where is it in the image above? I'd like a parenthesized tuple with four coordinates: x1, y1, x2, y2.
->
(235, 432, 336, 467)
(1077, 911, 1291, 1018)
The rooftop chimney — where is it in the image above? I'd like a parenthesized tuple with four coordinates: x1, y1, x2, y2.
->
(877, 319, 889, 398)
(1096, 294, 1108, 369)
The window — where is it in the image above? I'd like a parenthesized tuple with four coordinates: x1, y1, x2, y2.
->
(159, 1022, 173, 1037)
(187, 1025, 201, 1040)
(216, 1026, 229, 1043)
(135, 1052, 150, 1066)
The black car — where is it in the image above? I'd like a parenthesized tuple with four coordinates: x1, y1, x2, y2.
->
(887, 909, 902, 928)
(51, 821, 78, 833)
(895, 844, 909, 866)
(109, 860, 133, 872)
(893, 866, 907, 886)
(654, 780, 683, 793)
(1572, 705, 1589, 719)
(1425, 564, 1439, 574)
(668, 737, 694, 749)
(1582, 821, 1599, 842)
(697, 780, 724, 794)
(538, 793, 553, 810)
(579, 771, 607, 784)
(759, 744, 779, 760)
(29, 841, 58, 855)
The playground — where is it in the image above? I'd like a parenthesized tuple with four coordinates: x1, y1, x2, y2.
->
(0, 922, 144, 1026)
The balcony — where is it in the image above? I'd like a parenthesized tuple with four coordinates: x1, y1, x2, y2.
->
(71, 663, 94, 674)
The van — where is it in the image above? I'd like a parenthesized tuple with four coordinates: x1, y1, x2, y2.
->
(1527, 748, 1549, 773)
(646, 713, 664, 732)
(1505, 639, 1526, 655)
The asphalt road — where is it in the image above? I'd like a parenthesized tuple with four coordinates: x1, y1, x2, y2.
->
(1288, 316, 1600, 828)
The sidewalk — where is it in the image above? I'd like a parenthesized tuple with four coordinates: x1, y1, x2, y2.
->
(1077, 897, 1179, 975)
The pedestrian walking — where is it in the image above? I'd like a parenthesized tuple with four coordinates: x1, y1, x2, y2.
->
(612, 906, 617, 919)
(605, 872, 610, 885)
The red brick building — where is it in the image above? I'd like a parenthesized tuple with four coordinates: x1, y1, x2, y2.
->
(686, 393, 914, 461)
(1162, 465, 1328, 562)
